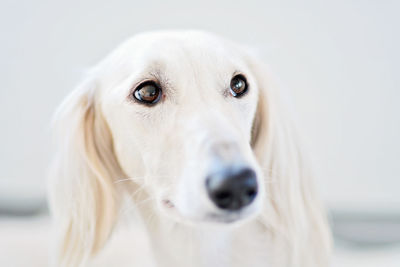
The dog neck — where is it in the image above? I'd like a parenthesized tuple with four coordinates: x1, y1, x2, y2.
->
(130, 199, 272, 267)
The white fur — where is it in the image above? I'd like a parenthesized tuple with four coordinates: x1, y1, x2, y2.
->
(49, 30, 332, 267)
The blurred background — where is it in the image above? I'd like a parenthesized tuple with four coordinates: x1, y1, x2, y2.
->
(0, 0, 399, 266)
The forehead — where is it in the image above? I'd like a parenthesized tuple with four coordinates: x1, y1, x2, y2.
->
(101, 31, 249, 82)
(131, 31, 243, 64)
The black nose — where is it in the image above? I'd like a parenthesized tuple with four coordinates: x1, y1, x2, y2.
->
(206, 167, 258, 211)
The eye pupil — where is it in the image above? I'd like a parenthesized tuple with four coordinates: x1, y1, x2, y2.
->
(234, 80, 243, 89)
(142, 86, 156, 97)
(133, 82, 161, 104)
(230, 75, 247, 97)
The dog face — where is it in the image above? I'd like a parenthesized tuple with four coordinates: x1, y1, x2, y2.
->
(97, 31, 263, 223)
(51, 31, 332, 266)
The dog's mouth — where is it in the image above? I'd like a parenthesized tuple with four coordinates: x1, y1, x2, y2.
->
(162, 199, 175, 208)
(162, 198, 258, 224)
(205, 211, 245, 223)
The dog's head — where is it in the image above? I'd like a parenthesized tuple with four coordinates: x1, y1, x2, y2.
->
(50, 31, 331, 266)
(99, 31, 264, 223)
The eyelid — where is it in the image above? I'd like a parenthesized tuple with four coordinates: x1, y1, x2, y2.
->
(132, 78, 160, 91)
(232, 73, 247, 80)
(128, 77, 158, 95)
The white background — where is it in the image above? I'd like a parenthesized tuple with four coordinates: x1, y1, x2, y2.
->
(0, 0, 399, 212)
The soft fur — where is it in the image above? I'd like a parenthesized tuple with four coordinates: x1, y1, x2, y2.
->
(49, 30, 332, 267)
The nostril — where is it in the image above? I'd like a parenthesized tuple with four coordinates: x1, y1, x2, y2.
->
(246, 188, 257, 199)
(214, 191, 233, 209)
(206, 166, 258, 211)
(215, 191, 232, 201)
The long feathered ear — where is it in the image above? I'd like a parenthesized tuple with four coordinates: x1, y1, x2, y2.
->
(49, 79, 124, 267)
(248, 56, 332, 267)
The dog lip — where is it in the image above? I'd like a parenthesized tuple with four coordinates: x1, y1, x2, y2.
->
(162, 199, 175, 208)
(206, 211, 243, 223)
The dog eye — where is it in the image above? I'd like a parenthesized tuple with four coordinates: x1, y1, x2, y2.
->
(230, 75, 248, 97)
(133, 81, 162, 104)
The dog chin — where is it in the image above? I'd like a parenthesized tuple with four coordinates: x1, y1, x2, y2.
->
(165, 212, 256, 227)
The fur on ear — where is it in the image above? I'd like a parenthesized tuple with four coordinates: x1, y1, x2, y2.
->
(49, 79, 124, 267)
(249, 57, 332, 267)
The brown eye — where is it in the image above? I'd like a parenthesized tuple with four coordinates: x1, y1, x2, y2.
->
(133, 81, 162, 104)
(230, 75, 248, 97)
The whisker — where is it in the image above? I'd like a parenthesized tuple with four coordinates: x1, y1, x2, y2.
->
(114, 175, 173, 184)
(120, 195, 157, 215)
(114, 178, 137, 184)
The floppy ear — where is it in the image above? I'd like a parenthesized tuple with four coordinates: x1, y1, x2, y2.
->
(49, 78, 125, 267)
(248, 57, 332, 266)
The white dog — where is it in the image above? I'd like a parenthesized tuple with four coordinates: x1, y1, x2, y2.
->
(49, 30, 332, 267)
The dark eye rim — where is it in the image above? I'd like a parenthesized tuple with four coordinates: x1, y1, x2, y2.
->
(230, 74, 248, 98)
(131, 80, 162, 105)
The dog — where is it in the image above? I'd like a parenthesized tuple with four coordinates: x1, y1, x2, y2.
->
(49, 30, 332, 267)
